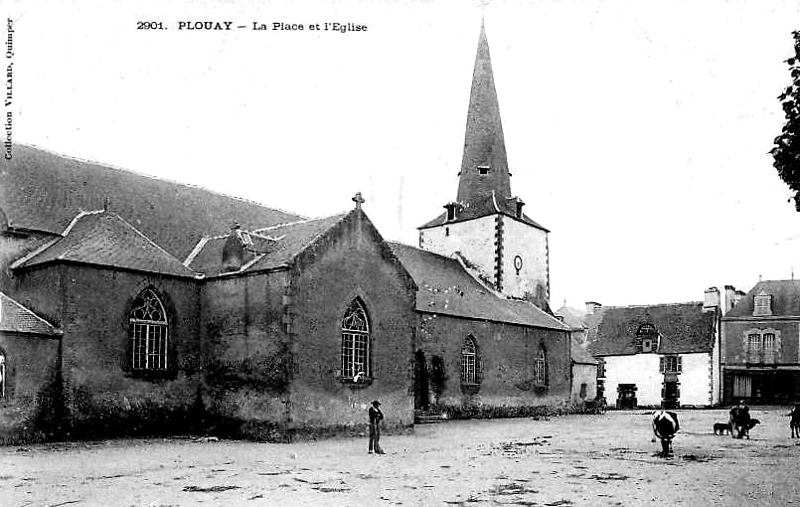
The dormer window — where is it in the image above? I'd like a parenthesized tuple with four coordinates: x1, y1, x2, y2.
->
(636, 323, 658, 353)
(515, 199, 525, 219)
(444, 202, 459, 222)
(753, 291, 772, 316)
(477, 165, 491, 175)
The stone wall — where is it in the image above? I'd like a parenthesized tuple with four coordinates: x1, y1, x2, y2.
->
(416, 312, 571, 410)
(15, 264, 202, 439)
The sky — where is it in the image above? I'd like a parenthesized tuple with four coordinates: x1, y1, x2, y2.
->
(4, 0, 800, 310)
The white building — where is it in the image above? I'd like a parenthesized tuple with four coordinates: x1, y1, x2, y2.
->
(582, 288, 727, 408)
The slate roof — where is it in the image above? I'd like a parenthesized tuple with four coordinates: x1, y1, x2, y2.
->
(555, 305, 588, 330)
(571, 336, 598, 365)
(388, 242, 568, 331)
(0, 145, 302, 260)
(419, 194, 548, 231)
(12, 211, 197, 278)
(0, 292, 61, 336)
(587, 302, 716, 356)
(723, 280, 800, 319)
(188, 213, 348, 276)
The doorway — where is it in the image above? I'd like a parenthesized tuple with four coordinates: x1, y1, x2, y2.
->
(414, 350, 429, 410)
(616, 384, 637, 409)
(662, 380, 680, 409)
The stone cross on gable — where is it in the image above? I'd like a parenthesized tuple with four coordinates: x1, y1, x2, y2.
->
(352, 192, 365, 209)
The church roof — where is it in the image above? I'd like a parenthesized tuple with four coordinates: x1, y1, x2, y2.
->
(187, 213, 348, 276)
(12, 210, 198, 278)
(0, 292, 61, 336)
(723, 280, 800, 319)
(587, 302, 716, 356)
(0, 145, 302, 261)
(418, 194, 548, 230)
(388, 242, 568, 331)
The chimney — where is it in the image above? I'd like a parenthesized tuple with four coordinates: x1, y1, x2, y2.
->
(703, 287, 720, 312)
(723, 285, 737, 313)
(222, 222, 253, 273)
(585, 301, 602, 315)
(515, 198, 525, 219)
(734, 290, 746, 308)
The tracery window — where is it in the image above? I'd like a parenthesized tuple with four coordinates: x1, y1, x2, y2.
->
(461, 336, 478, 384)
(129, 288, 169, 371)
(341, 298, 371, 379)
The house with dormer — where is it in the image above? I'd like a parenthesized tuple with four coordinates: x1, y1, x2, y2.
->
(585, 288, 727, 408)
(721, 279, 800, 404)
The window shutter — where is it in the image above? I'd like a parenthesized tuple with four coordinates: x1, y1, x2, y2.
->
(677, 357, 682, 373)
(659, 356, 665, 373)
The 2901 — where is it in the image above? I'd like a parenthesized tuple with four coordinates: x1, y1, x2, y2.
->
(137, 21, 165, 30)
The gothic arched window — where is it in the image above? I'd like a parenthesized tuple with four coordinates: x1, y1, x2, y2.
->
(0, 352, 6, 398)
(341, 298, 371, 380)
(461, 335, 478, 384)
(534, 345, 548, 386)
(129, 288, 169, 371)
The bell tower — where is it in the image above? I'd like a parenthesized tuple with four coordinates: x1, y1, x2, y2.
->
(418, 20, 552, 312)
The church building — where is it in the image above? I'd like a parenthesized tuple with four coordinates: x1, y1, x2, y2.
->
(0, 21, 572, 443)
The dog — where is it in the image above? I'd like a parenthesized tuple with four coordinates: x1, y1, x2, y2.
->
(713, 422, 731, 435)
(735, 418, 760, 439)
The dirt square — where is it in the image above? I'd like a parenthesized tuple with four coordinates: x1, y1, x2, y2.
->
(3, 408, 799, 506)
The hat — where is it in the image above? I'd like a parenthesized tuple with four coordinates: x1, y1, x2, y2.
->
(372, 400, 381, 406)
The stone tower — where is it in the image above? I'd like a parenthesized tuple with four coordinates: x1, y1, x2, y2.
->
(418, 20, 551, 311)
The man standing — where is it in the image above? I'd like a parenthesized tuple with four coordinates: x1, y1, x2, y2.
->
(368, 400, 385, 454)
(730, 399, 751, 439)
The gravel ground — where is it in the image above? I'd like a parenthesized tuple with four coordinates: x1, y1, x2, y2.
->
(3, 408, 800, 506)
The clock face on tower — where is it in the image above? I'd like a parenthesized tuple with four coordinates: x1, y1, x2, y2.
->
(514, 255, 523, 275)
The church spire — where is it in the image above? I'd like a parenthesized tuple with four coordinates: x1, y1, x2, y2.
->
(456, 19, 512, 205)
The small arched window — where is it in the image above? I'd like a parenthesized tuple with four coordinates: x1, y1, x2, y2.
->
(341, 298, 371, 379)
(129, 288, 169, 371)
(461, 336, 478, 384)
(534, 345, 547, 386)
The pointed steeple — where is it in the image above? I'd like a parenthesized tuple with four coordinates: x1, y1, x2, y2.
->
(456, 19, 512, 205)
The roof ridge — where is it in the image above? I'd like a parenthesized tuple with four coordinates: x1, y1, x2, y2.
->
(183, 236, 210, 266)
(600, 301, 703, 309)
(253, 212, 348, 233)
(62, 209, 104, 236)
(387, 241, 467, 264)
(10, 236, 62, 269)
(18, 143, 304, 221)
(0, 291, 62, 334)
(110, 213, 200, 277)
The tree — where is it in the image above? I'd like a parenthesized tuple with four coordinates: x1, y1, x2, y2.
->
(771, 31, 800, 210)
